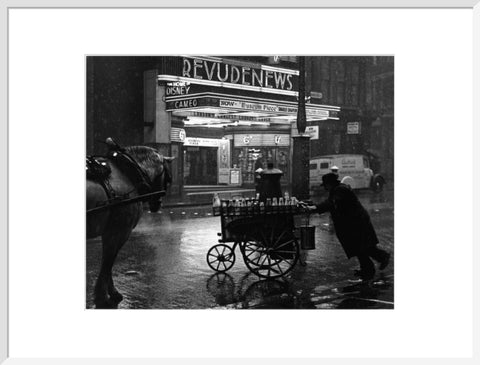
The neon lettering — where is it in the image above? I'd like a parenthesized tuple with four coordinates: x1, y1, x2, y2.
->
(193, 59, 203, 79)
(230, 65, 240, 83)
(182, 58, 191, 77)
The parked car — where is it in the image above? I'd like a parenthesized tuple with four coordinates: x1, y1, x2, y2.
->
(309, 154, 385, 194)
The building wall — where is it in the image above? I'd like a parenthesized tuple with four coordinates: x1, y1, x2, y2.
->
(86, 57, 158, 155)
(307, 56, 394, 181)
(86, 56, 394, 185)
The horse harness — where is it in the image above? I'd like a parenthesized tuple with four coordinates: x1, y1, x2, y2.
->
(106, 149, 152, 196)
(86, 156, 118, 199)
(86, 142, 167, 204)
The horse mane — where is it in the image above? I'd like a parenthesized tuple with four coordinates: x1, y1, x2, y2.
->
(124, 146, 164, 179)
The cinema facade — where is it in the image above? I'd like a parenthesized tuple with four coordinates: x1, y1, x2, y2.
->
(129, 56, 337, 195)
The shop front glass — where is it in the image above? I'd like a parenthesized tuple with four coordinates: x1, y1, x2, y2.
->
(184, 146, 218, 185)
(232, 146, 289, 185)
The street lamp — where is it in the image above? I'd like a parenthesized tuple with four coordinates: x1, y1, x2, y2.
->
(291, 56, 311, 200)
(297, 56, 307, 134)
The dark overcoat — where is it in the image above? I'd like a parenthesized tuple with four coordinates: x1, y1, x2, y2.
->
(315, 183, 378, 258)
(258, 168, 283, 200)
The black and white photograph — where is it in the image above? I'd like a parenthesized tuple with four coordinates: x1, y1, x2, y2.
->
(86, 55, 394, 309)
(4, 2, 478, 362)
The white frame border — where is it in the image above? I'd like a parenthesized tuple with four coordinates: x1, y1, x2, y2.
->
(1, 1, 479, 364)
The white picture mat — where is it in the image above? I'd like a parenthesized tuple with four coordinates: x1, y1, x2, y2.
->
(7, 8, 473, 358)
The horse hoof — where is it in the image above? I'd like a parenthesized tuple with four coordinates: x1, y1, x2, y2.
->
(110, 292, 123, 304)
(95, 302, 111, 309)
(94, 299, 118, 309)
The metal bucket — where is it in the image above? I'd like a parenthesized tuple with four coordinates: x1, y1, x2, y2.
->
(300, 225, 316, 250)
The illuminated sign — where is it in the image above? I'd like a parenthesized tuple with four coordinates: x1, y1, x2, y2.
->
(182, 57, 295, 91)
(219, 99, 329, 117)
(192, 111, 272, 123)
(268, 56, 281, 64)
(171, 127, 186, 142)
(235, 134, 290, 147)
(307, 109, 329, 117)
(165, 95, 338, 119)
(173, 98, 198, 109)
(305, 126, 319, 140)
(179, 129, 186, 141)
(184, 137, 221, 147)
(166, 82, 191, 96)
(267, 56, 298, 64)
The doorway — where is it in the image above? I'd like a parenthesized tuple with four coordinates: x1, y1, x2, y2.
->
(183, 146, 218, 185)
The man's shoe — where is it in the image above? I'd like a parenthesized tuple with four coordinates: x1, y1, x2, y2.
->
(350, 270, 374, 282)
(379, 253, 391, 270)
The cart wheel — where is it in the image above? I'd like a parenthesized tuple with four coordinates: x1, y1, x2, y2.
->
(207, 244, 236, 272)
(241, 231, 299, 279)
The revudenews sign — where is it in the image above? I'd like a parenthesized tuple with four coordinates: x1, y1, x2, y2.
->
(182, 57, 296, 91)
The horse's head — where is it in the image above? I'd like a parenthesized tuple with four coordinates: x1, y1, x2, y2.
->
(148, 155, 174, 212)
(124, 146, 174, 213)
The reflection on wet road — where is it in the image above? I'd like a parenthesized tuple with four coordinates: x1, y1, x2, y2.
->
(86, 189, 394, 309)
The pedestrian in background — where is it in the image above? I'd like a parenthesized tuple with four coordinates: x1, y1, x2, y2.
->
(307, 173, 390, 281)
(254, 155, 264, 196)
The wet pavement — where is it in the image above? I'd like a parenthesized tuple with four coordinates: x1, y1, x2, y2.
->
(86, 189, 394, 309)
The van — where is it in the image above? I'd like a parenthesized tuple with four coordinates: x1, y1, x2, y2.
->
(309, 154, 385, 194)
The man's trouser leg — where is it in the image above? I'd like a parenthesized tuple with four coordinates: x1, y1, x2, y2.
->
(368, 246, 390, 264)
(356, 254, 375, 279)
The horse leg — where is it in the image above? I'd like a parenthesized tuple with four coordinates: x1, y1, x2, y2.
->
(94, 228, 131, 308)
(108, 276, 123, 304)
(94, 242, 117, 308)
(106, 227, 134, 305)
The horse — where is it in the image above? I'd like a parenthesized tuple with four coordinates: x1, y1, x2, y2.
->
(86, 145, 173, 308)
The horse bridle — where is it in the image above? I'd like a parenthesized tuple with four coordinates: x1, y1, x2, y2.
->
(150, 157, 171, 193)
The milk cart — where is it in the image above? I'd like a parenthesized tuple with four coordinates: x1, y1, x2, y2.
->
(207, 199, 314, 279)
